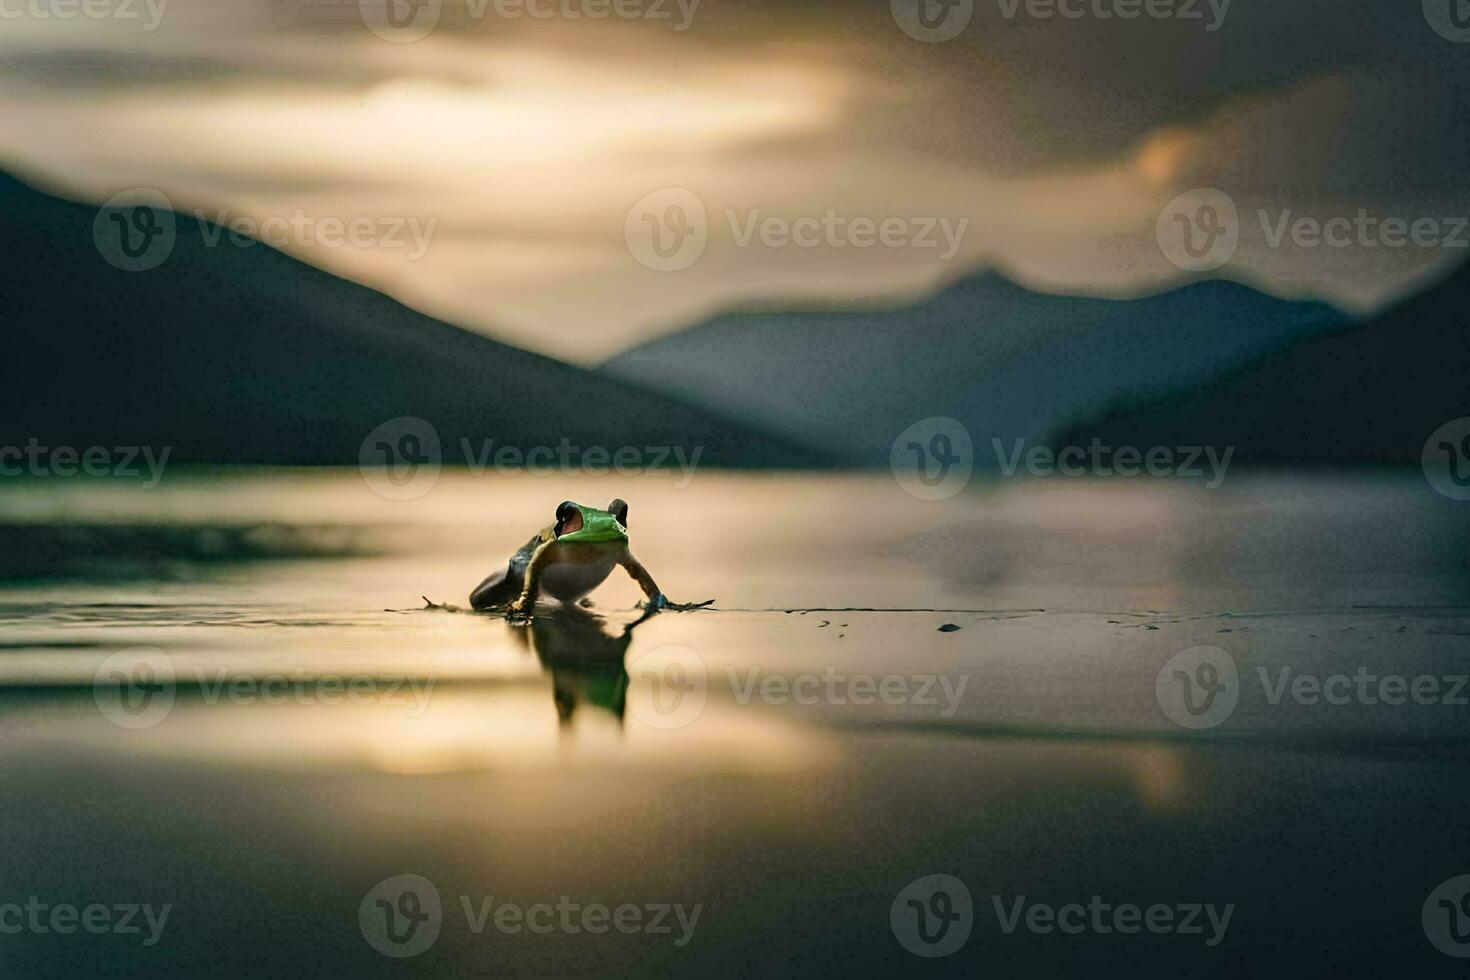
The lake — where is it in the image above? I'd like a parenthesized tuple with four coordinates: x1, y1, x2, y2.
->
(1, 468, 1468, 977)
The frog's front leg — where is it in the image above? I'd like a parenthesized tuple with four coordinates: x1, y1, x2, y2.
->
(507, 540, 555, 618)
(617, 549, 667, 608)
(619, 552, 716, 612)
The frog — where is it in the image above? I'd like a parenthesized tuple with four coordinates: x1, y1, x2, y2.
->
(469, 499, 711, 617)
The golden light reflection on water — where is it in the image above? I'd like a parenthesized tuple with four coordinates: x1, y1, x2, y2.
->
(20, 688, 833, 777)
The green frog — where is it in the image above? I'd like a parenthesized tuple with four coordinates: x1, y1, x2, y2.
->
(469, 499, 711, 617)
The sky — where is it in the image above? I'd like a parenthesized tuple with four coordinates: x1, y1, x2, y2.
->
(1, 0, 1467, 361)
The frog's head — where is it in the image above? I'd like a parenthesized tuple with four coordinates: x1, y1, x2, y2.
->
(553, 498, 629, 544)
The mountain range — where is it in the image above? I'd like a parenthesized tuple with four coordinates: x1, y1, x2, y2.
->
(601, 272, 1351, 466)
(0, 172, 814, 468)
(5, 167, 1460, 471)
(1054, 260, 1470, 461)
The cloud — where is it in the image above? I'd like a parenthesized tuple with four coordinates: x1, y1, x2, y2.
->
(0, 0, 1463, 359)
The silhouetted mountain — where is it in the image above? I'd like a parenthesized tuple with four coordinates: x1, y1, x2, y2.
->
(601, 272, 1348, 465)
(0, 172, 818, 467)
(1054, 262, 1470, 461)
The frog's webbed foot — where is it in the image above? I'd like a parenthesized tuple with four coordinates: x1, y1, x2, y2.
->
(641, 594, 715, 612)
(504, 596, 536, 622)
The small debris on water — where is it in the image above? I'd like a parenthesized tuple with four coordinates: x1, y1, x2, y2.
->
(937, 623, 961, 633)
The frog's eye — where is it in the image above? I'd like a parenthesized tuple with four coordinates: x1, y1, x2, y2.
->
(608, 498, 629, 528)
(554, 501, 582, 537)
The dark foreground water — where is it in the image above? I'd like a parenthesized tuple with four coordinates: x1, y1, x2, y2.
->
(0, 469, 1468, 977)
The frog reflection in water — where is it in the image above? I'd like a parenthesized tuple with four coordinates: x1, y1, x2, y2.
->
(504, 604, 647, 726)
(469, 499, 710, 618)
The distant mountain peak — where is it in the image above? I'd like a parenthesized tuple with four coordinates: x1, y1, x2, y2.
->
(0, 169, 824, 467)
(604, 266, 1351, 465)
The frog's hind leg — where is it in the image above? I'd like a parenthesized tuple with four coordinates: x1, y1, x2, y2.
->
(470, 534, 541, 610)
(470, 563, 524, 610)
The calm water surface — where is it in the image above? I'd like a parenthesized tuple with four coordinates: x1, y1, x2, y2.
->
(1, 470, 1467, 977)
